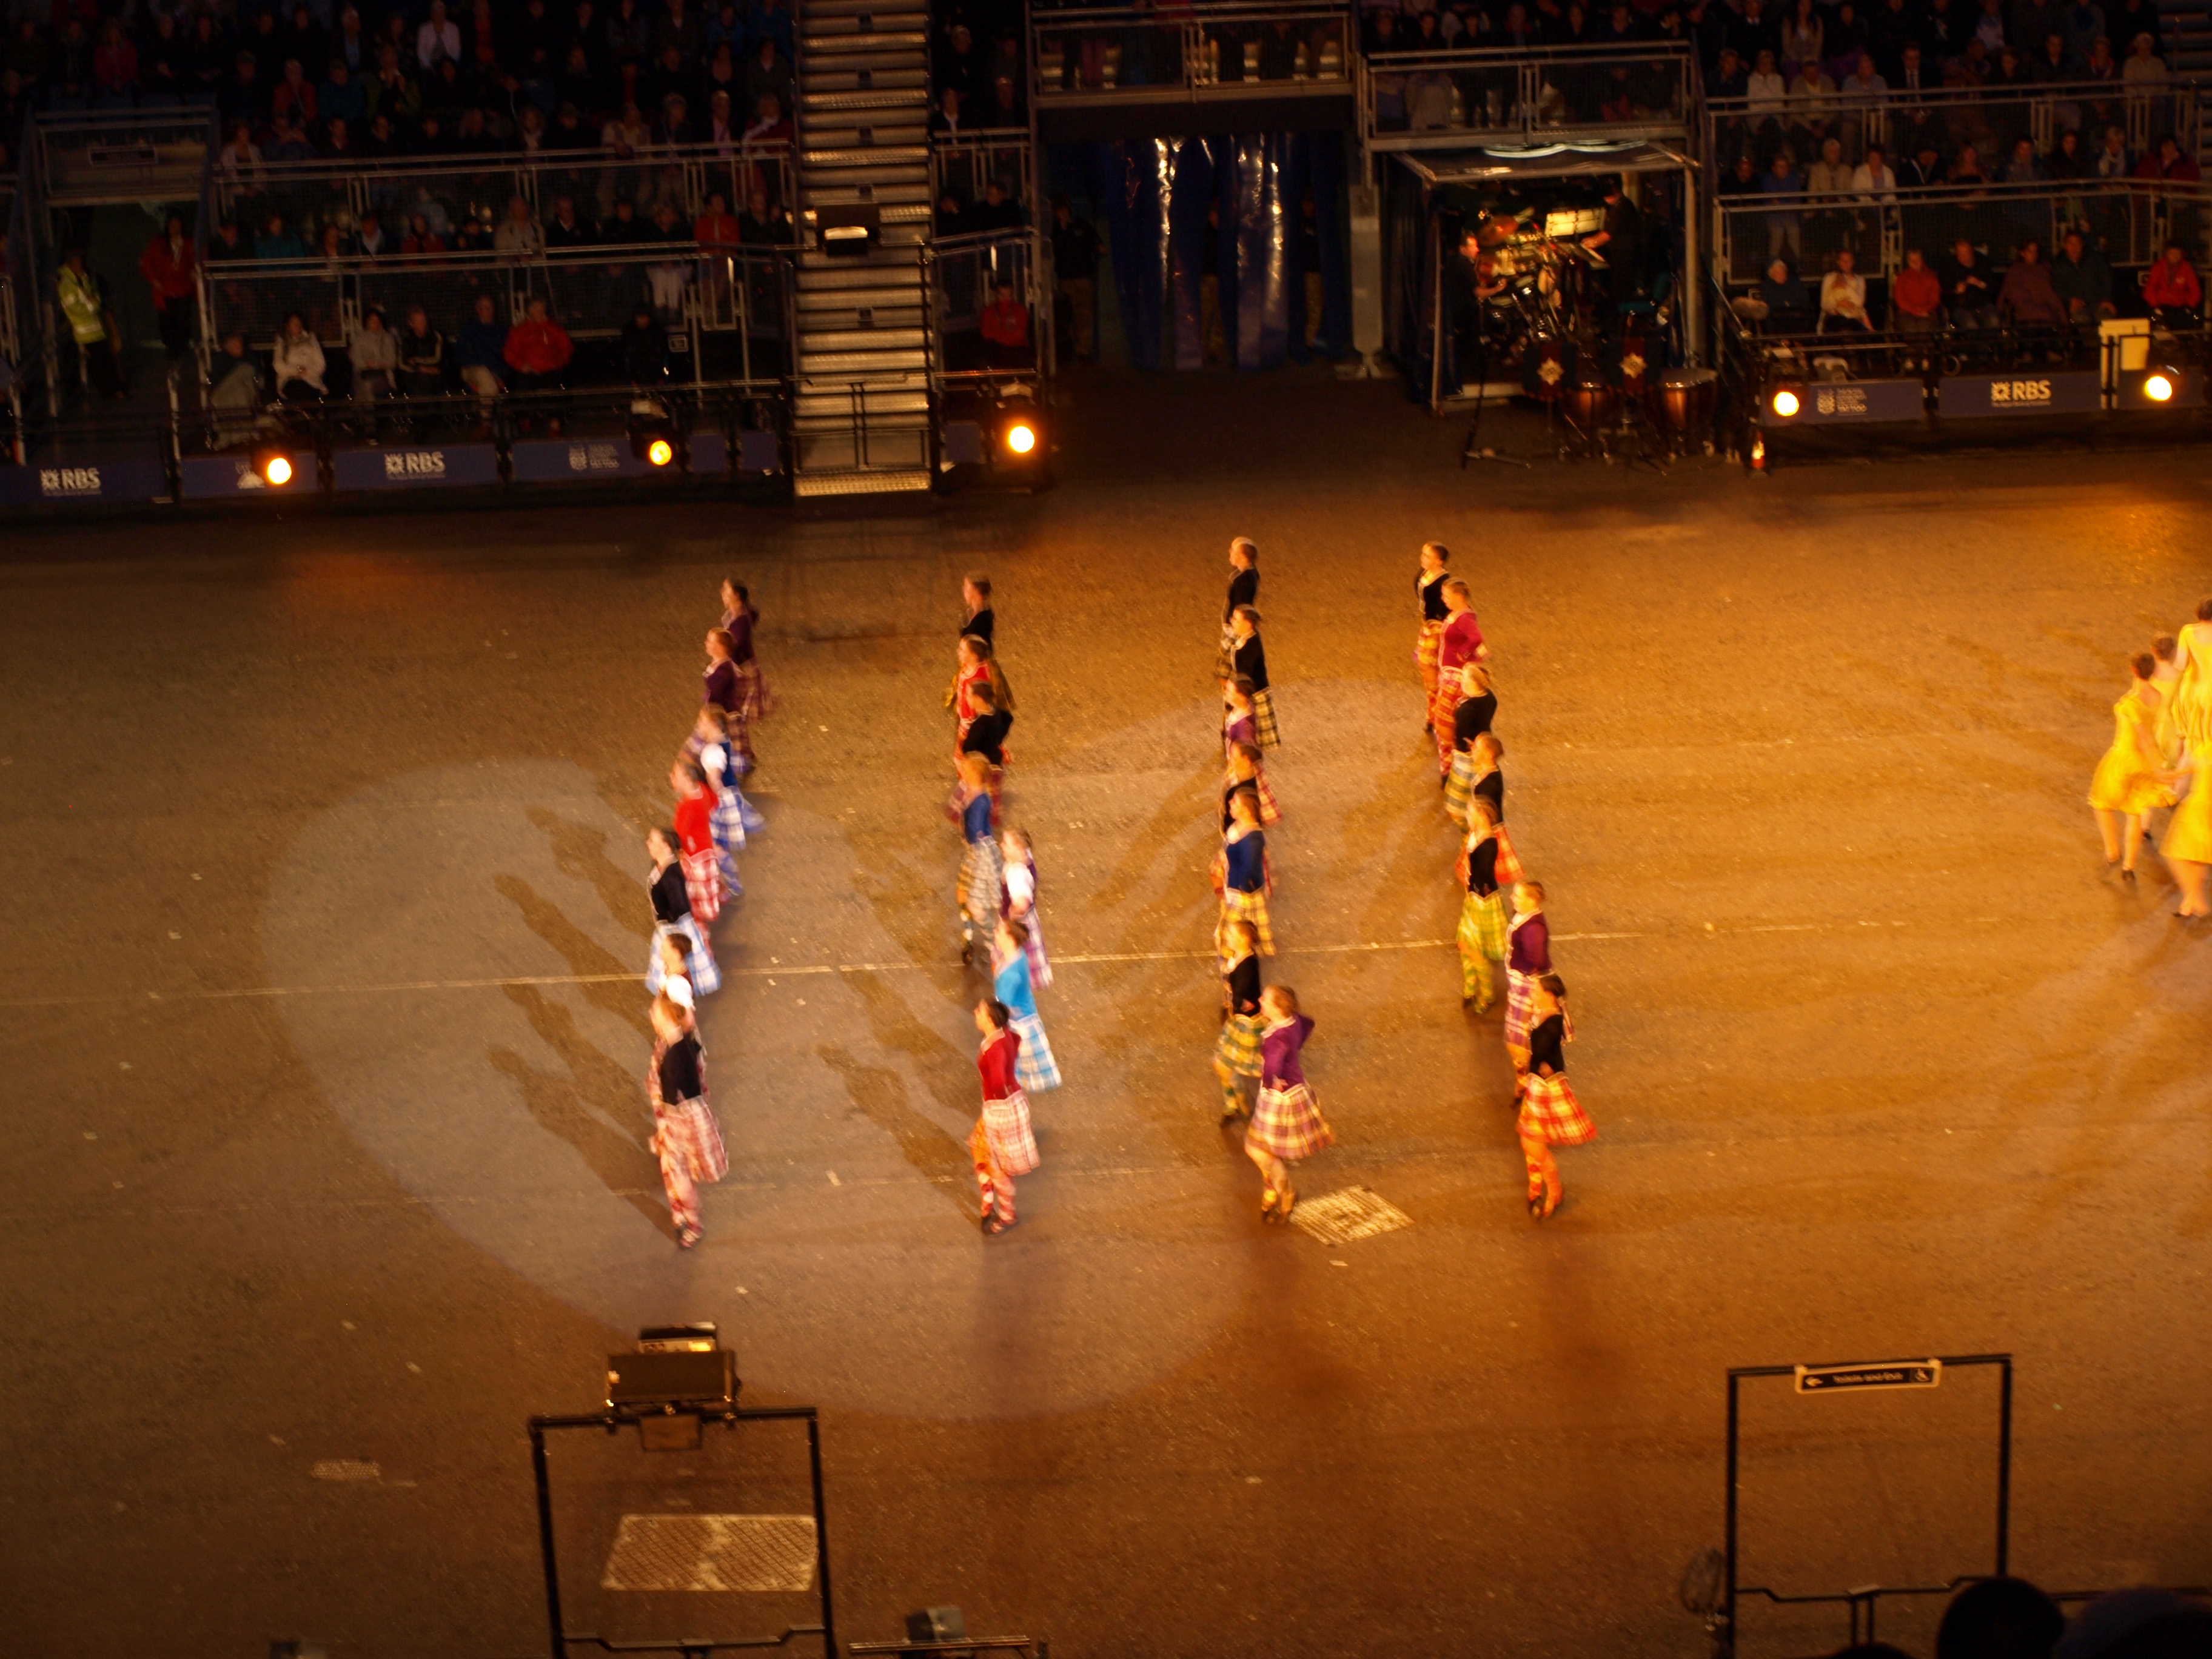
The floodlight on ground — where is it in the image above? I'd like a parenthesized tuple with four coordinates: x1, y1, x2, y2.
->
(252, 444, 297, 487)
(2143, 367, 2177, 402)
(1004, 420, 1037, 455)
(1770, 386, 1801, 418)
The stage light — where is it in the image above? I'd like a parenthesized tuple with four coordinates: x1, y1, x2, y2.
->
(2143, 368, 2177, 403)
(646, 437, 674, 466)
(1771, 387, 1801, 418)
(1004, 421, 1036, 455)
(251, 444, 298, 487)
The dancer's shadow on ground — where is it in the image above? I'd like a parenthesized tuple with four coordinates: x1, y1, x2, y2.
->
(495, 872, 651, 1040)
(815, 969, 990, 1216)
(488, 981, 668, 1236)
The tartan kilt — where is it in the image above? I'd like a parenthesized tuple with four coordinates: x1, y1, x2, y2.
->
(1459, 888, 1509, 963)
(648, 916, 722, 996)
(1416, 620, 1444, 685)
(1248, 1081, 1334, 1162)
(1518, 1072, 1596, 1145)
(709, 788, 748, 854)
(1504, 967, 1538, 1048)
(682, 848, 725, 925)
(1443, 748, 1476, 824)
(1250, 685, 1282, 748)
(958, 836, 1006, 928)
(1011, 1011, 1062, 1093)
(1429, 683, 1462, 768)
(975, 1090, 1040, 1175)
(1215, 1010, 1264, 1077)
(1252, 765, 1282, 824)
(1495, 825, 1525, 886)
(660, 1094, 731, 1182)
(729, 659, 773, 725)
(1221, 886, 1276, 954)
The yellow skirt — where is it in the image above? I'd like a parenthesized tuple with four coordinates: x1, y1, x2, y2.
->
(2165, 771, 2212, 865)
(2088, 746, 2171, 816)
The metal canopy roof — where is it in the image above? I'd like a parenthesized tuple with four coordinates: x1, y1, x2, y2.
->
(1396, 139, 1694, 185)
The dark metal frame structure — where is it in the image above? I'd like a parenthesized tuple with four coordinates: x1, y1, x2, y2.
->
(1719, 1353, 2013, 1657)
(526, 1402, 836, 1659)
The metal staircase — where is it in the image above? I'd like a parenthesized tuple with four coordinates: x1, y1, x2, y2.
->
(793, 0, 937, 497)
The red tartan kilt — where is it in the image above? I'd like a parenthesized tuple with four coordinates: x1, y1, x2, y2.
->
(682, 850, 724, 924)
(1518, 1073, 1596, 1145)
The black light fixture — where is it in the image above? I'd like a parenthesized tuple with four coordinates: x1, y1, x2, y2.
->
(993, 393, 1045, 470)
(629, 401, 685, 470)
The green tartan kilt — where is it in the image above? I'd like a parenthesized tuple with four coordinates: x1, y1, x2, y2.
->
(1458, 888, 1509, 963)
(1214, 1010, 1264, 1077)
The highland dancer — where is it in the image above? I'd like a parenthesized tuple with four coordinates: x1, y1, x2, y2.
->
(1415, 542, 1450, 726)
(1246, 985, 1332, 1222)
(714, 580, 773, 769)
(648, 993, 729, 1248)
(1518, 975, 1595, 1221)
(645, 827, 722, 996)
(993, 916, 1062, 1093)
(1219, 537, 1259, 679)
(999, 826, 1051, 987)
(1220, 788, 1276, 954)
(1441, 665, 1497, 826)
(971, 996, 1038, 1236)
(1430, 580, 1486, 777)
(1456, 799, 1509, 1011)
(669, 758, 726, 925)
(1224, 739, 1281, 827)
(954, 750, 1003, 966)
(1504, 880, 1552, 1092)
(1215, 918, 1265, 1121)
(1227, 607, 1281, 748)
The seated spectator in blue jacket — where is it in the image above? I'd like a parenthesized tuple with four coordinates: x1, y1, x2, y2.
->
(255, 211, 308, 261)
(1736, 256, 1815, 331)
(455, 292, 510, 400)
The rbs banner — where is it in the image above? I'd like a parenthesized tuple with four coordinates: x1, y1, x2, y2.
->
(332, 445, 501, 491)
(1943, 370, 2102, 417)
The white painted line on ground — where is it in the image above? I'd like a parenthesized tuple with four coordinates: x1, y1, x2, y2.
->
(0, 918, 2006, 1010)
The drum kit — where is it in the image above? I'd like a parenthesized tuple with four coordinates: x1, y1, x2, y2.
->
(1460, 204, 1718, 465)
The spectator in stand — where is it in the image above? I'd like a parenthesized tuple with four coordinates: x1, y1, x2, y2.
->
(742, 37, 794, 118)
(708, 87, 739, 149)
(418, 0, 461, 70)
(316, 223, 348, 263)
(622, 303, 670, 383)
(267, 114, 317, 162)
(2143, 241, 2202, 326)
(1717, 153, 1761, 200)
(207, 220, 249, 263)
(931, 85, 968, 136)
(367, 44, 423, 129)
(1759, 148, 1805, 261)
(216, 122, 263, 190)
(256, 211, 307, 260)
(455, 292, 509, 403)
(1999, 238, 2069, 329)
(273, 56, 317, 126)
(740, 187, 793, 246)
(322, 117, 358, 161)
(92, 18, 136, 101)
(551, 100, 594, 149)
(972, 178, 1026, 233)
(2110, 0, 2162, 58)
(980, 276, 1032, 367)
(1820, 247, 1873, 329)
(350, 306, 400, 401)
(2046, 127, 2093, 179)
(1746, 49, 1787, 135)
(323, 58, 367, 130)
(1752, 255, 1814, 330)
(2133, 133, 2200, 184)
(209, 330, 266, 448)
(352, 212, 392, 258)
(546, 196, 596, 249)
(218, 52, 265, 131)
(273, 312, 328, 401)
(743, 92, 792, 148)
(1778, 0, 1822, 73)
(1892, 247, 1945, 333)
(1949, 142, 1989, 186)
(1903, 136, 1946, 189)
(1784, 55, 1837, 152)
(1052, 196, 1101, 363)
(139, 214, 196, 364)
(1808, 134, 1852, 196)
(494, 196, 543, 255)
(56, 249, 124, 401)
(2051, 228, 2116, 320)
(1851, 142, 1898, 199)
(935, 190, 967, 238)
(2001, 135, 2045, 183)
(2095, 122, 2131, 175)
(648, 201, 691, 312)
(504, 295, 575, 406)
(2119, 29, 2167, 84)
(603, 198, 647, 243)
(695, 191, 741, 253)
(1942, 236, 2000, 327)
(988, 74, 1024, 129)
(400, 213, 447, 255)
(398, 305, 447, 395)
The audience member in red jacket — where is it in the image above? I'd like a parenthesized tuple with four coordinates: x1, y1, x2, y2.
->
(139, 215, 196, 361)
(979, 277, 1031, 367)
(503, 294, 575, 390)
(2143, 241, 2204, 326)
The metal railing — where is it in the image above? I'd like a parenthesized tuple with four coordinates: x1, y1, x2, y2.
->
(1704, 76, 2207, 174)
(1715, 176, 2208, 285)
(930, 136, 1034, 224)
(210, 142, 797, 251)
(1033, 2, 1352, 103)
(928, 229, 1043, 378)
(1360, 39, 1696, 150)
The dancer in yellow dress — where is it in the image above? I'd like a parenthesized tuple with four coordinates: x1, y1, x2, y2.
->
(2088, 653, 2177, 882)
(2171, 599, 2212, 746)
(2162, 740, 2212, 917)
